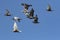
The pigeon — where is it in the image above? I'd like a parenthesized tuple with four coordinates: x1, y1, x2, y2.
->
(13, 17, 21, 22)
(13, 22, 22, 32)
(33, 15, 39, 23)
(47, 4, 52, 11)
(5, 9, 11, 16)
(28, 8, 34, 19)
(21, 3, 32, 10)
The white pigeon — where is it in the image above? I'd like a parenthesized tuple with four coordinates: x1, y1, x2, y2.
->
(13, 22, 22, 32)
(13, 17, 21, 22)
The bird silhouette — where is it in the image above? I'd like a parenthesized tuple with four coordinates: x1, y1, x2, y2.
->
(33, 15, 39, 23)
(5, 9, 11, 16)
(21, 3, 32, 10)
(47, 4, 52, 11)
(28, 8, 34, 19)
(13, 17, 21, 22)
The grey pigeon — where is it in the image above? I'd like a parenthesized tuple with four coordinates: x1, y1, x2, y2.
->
(28, 8, 34, 19)
(47, 4, 52, 11)
(5, 9, 11, 16)
(33, 15, 39, 23)
(21, 3, 32, 10)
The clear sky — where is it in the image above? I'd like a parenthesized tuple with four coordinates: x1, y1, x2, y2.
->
(0, 0, 60, 40)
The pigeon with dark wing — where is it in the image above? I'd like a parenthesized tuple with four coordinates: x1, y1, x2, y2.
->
(33, 15, 39, 23)
(13, 17, 21, 22)
(21, 3, 32, 10)
(5, 9, 11, 16)
(47, 4, 52, 11)
(28, 8, 34, 19)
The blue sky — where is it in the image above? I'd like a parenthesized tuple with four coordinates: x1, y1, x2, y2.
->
(0, 0, 60, 40)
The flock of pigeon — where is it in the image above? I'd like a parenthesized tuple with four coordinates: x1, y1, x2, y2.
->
(4, 3, 52, 33)
(21, 3, 39, 23)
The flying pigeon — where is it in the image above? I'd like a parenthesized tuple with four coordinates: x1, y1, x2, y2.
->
(47, 4, 52, 11)
(33, 15, 39, 23)
(21, 3, 32, 10)
(28, 8, 34, 19)
(13, 22, 22, 32)
(13, 17, 21, 22)
(5, 9, 11, 16)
